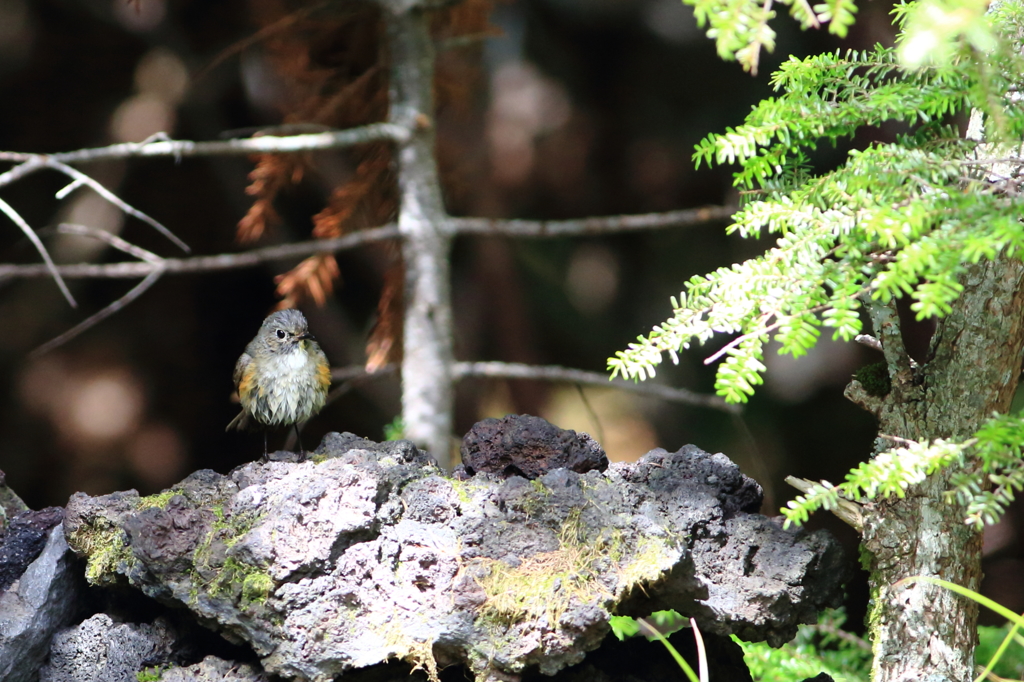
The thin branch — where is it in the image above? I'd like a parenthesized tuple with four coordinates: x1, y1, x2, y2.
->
(30, 268, 164, 357)
(56, 223, 163, 264)
(45, 158, 190, 253)
(854, 333, 883, 352)
(0, 124, 412, 167)
(785, 476, 864, 531)
(193, 3, 326, 84)
(0, 205, 735, 281)
(324, 360, 736, 414)
(447, 205, 732, 237)
(0, 225, 402, 280)
(0, 157, 44, 188)
(0, 196, 76, 307)
(703, 313, 779, 366)
(453, 361, 738, 413)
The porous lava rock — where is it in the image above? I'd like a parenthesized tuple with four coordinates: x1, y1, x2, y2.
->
(63, 431, 847, 682)
(460, 414, 608, 479)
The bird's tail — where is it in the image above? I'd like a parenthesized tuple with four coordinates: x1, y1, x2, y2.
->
(225, 410, 251, 432)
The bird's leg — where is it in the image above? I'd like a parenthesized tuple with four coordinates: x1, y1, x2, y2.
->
(262, 431, 269, 462)
(294, 424, 304, 453)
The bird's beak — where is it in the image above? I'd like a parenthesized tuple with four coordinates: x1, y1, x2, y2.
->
(297, 331, 314, 341)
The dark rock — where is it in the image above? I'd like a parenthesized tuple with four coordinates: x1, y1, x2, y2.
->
(0, 508, 65, 594)
(0, 523, 86, 682)
(0, 470, 29, 535)
(64, 434, 847, 682)
(39, 613, 177, 682)
(460, 414, 608, 479)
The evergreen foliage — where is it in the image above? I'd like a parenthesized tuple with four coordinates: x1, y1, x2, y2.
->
(736, 609, 871, 682)
(609, 0, 1024, 527)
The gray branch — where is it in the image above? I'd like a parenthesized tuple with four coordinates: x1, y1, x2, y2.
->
(0, 207, 732, 282)
(31, 268, 165, 357)
(0, 226, 402, 281)
(448, 206, 732, 236)
(0, 124, 411, 167)
(0, 195, 76, 308)
(324, 360, 734, 413)
(454, 361, 739, 413)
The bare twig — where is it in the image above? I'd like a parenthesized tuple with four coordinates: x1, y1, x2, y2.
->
(30, 268, 164, 357)
(0, 225, 402, 280)
(454, 361, 738, 413)
(447, 206, 732, 237)
(0, 205, 732, 282)
(0, 196, 76, 308)
(289, 359, 733, 451)
(855, 334, 883, 352)
(0, 123, 412, 167)
(45, 158, 190, 253)
(56, 223, 163, 264)
(785, 475, 864, 531)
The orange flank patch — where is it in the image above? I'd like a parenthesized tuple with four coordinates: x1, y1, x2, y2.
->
(317, 360, 332, 391)
(238, 368, 255, 403)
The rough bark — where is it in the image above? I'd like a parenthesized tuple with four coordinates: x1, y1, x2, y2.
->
(854, 256, 1024, 682)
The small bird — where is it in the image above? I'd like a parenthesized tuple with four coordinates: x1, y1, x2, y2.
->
(226, 309, 331, 457)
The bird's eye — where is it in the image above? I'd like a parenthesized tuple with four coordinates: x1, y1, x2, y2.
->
(276, 329, 286, 339)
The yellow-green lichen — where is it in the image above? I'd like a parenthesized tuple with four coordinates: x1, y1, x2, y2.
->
(188, 505, 272, 609)
(66, 518, 134, 586)
(448, 477, 492, 507)
(136, 664, 168, 681)
(475, 508, 616, 627)
(240, 570, 275, 607)
(136, 489, 181, 510)
(475, 508, 682, 630)
(379, 616, 440, 682)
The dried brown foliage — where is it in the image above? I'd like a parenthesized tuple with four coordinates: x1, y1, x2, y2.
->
(365, 260, 404, 371)
(236, 0, 493, 360)
(274, 253, 341, 308)
(238, 154, 304, 243)
(312, 143, 393, 239)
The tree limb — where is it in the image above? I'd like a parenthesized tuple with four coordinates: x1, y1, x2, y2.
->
(448, 206, 732, 236)
(0, 206, 732, 282)
(321, 361, 735, 414)
(0, 123, 412, 168)
(46, 158, 190, 253)
(31, 268, 165, 357)
(0, 195, 76, 307)
(454, 361, 739, 413)
(0, 225, 402, 280)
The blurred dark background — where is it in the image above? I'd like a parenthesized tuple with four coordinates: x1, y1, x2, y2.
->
(0, 0, 1021, 631)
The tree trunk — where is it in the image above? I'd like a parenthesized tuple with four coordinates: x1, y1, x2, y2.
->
(859, 256, 1024, 682)
(386, 4, 456, 468)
